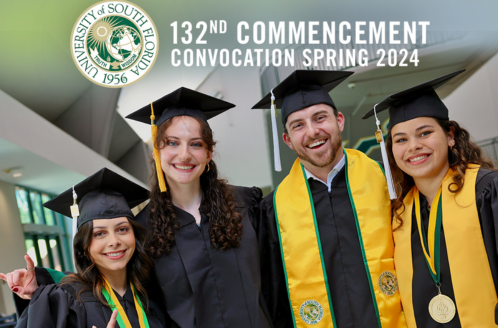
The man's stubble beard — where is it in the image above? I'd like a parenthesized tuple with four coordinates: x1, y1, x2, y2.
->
(292, 129, 343, 168)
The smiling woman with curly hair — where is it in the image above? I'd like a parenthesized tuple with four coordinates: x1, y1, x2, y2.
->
(129, 87, 272, 328)
(364, 69, 498, 328)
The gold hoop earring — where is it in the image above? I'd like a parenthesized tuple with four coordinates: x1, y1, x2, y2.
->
(206, 162, 210, 172)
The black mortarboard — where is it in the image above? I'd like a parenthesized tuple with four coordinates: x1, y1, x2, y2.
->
(125, 87, 235, 127)
(361, 69, 466, 201)
(362, 69, 465, 128)
(251, 70, 354, 125)
(43, 168, 149, 230)
(125, 87, 235, 193)
(251, 70, 353, 171)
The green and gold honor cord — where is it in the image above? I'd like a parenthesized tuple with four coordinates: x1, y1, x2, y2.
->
(414, 187, 442, 285)
(101, 276, 150, 328)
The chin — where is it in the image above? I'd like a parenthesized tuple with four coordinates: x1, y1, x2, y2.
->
(104, 262, 128, 272)
(174, 173, 203, 184)
(312, 151, 335, 166)
(404, 165, 439, 180)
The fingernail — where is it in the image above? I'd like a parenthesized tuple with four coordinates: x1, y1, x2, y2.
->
(12, 287, 18, 293)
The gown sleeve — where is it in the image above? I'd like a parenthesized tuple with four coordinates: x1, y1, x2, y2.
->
(14, 267, 63, 317)
(258, 192, 293, 328)
(15, 284, 86, 328)
(476, 171, 498, 322)
(240, 186, 263, 230)
(477, 173, 498, 281)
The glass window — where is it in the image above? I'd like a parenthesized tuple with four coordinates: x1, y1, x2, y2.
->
(29, 191, 44, 224)
(41, 194, 56, 226)
(49, 238, 63, 271)
(16, 186, 72, 271)
(25, 238, 38, 266)
(15, 187, 31, 224)
(37, 237, 51, 268)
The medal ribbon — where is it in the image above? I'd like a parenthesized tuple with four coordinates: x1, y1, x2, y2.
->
(414, 187, 442, 284)
(101, 276, 150, 328)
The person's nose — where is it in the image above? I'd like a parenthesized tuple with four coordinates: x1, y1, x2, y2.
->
(178, 144, 192, 162)
(407, 138, 423, 154)
(107, 232, 121, 248)
(305, 122, 321, 140)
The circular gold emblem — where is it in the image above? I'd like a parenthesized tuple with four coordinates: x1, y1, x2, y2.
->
(299, 300, 324, 325)
(428, 294, 456, 323)
(378, 271, 398, 296)
(71, 0, 158, 88)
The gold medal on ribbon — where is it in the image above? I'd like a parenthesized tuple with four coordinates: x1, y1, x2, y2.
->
(428, 292, 456, 323)
(415, 188, 457, 324)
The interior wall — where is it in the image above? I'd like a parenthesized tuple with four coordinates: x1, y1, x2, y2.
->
(196, 67, 273, 190)
(444, 53, 498, 142)
(0, 180, 27, 315)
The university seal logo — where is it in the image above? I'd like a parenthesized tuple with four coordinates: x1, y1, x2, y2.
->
(378, 270, 398, 296)
(71, 1, 158, 87)
(299, 300, 324, 325)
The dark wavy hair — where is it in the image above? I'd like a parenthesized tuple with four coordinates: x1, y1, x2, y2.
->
(387, 118, 496, 228)
(62, 219, 153, 308)
(147, 116, 243, 258)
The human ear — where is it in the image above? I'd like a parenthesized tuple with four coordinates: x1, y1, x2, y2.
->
(282, 133, 294, 150)
(336, 112, 345, 132)
(447, 126, 456, 147)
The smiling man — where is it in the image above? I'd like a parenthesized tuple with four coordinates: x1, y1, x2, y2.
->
(252, 70, 407, 328)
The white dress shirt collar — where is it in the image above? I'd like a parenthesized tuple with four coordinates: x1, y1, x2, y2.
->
(303, 153, 346, 192)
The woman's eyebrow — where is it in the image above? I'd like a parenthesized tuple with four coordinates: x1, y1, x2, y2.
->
(415, 124, 434, 131)
(392, 132, 406, 138)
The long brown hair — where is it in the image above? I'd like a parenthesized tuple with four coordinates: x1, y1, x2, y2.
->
(387, 119, 495, 228)
(62, 219, 153, 308)
(147, 116, 243, 258)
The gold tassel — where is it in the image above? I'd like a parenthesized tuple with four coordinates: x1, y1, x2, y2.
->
(151, 103, 167, 192)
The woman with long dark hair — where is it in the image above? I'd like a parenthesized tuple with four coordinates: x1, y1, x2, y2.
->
(125, 87, 272, 328)
(364, 70, 498, 327)
(3, 168, 165, 328)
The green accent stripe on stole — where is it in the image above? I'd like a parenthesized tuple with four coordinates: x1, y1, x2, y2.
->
(375, 161, 385, 175)
(299, 163, 337, 327)
(343, 150, 382, 328)
(272, 185, 297, 328)
(272, 163, 338, 327)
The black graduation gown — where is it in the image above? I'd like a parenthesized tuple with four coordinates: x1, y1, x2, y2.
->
(259, 166, 380, 328)
(15, 281, 165, 328)
(410, 168, 498, 327)
(136, 186, 272, 328)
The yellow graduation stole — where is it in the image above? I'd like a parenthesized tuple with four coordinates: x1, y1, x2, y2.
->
(394, 165, 498, 327)
(273, 148, 406, 328)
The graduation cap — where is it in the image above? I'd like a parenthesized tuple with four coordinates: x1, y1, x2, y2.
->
(43, 167, 149, 231)
(251, 70, 354, 171)
(126, 87, 235, 192)
(362, 69, 465, 128)
(361, 69, 466, 200)
(126, 87, 235, 126)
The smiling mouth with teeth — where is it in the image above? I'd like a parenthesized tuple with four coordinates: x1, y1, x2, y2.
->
(306, 139, 327, 149)
(409, 155, 429, 162)
(173, 164, 196, 170)
(103, 250, 126, 258)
